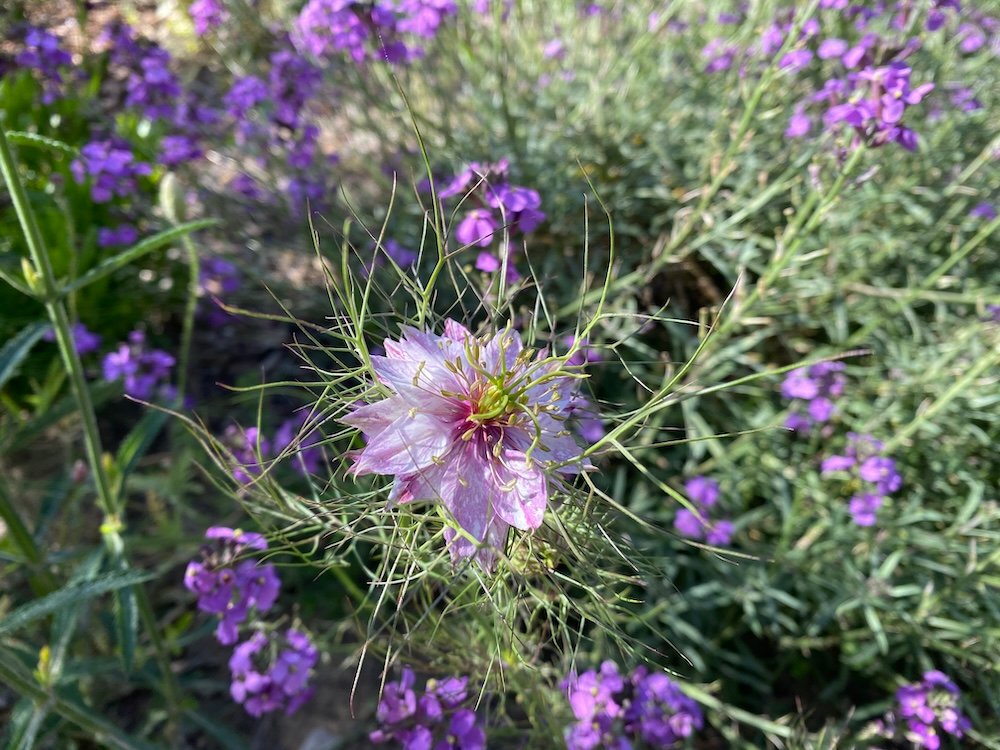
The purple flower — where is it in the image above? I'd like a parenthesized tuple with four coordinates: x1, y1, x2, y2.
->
(673, 508, 704, 540)
(822, 433, 901, 527)
(225, 75, 270, 118)
(341, 321, 587, 568)
(561, 336, 603, 368)
(892, 671, 970, 748)
(184, 527, 281, 645)
(159, 134, 203, 167)
(779, 48, 814, 71)
(97, 225, 139, 248)
(970, 202, 997, 220)
(624, 668, 704, 746)
(781, 361, 845, 431)
(786, 107, 812, 138)
(230, 629, 318, 716)
(436, 709, 485, 749)
(372, 669, 481, 747)
(455, 209, 499, 247)
(43, 323, 102, 356)
(543, 39, 566, 60)
(562, 662, 703, 748)
(101, 330, 174, 399)
(848, 493, 882, 526)
(125, 47, 182, 120)
(818, 38, 848, 60)
(190, 0, 228, 35)
(71, 139, 152, 203)
(15, 27, 73, 103)
(685, 476, 720, 508)
(705, 519, 735, 546)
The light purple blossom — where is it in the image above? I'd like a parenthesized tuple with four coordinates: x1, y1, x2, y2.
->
(190, 0, 229, 35)
(341, 321, 587, 568)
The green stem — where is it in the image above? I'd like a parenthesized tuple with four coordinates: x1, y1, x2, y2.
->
(710, 145, 867, 344)
(0, 482, 57, 595)
(0, 124, 182, 739)
(0, 650, 158, 750)
(884, 348, 1000, 453)
(176, 235, 200, 404)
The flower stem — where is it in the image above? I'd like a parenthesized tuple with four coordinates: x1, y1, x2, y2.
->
(0, 123, 183, 739)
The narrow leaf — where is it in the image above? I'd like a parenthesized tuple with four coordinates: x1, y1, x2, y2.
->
(0, 571, 152, 636)
(114, 410, 169, 497)
(4, 131, 79, 159)
(0, 322, 48, 390)
(62, 219, 216, 295)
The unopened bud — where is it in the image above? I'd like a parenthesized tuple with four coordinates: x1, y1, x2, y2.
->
(159, 172, 186, 224)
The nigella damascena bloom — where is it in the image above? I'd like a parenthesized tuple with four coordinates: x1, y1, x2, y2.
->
(342, 320, 588, 568)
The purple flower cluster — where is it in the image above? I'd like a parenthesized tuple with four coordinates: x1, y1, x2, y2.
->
(225, 413, 325, 483)
(184, 527, 281, 645)
(673, 476, 734, 546)
(816, 62, 934, 150)
(190, 0, 229, 36)
(98, 22, 215, 165)
(295, 0, 457, 64)
(101, 331, 175, 400)
(43, 323, 102, 356)
(185, 527, 318, 716)
(229, 629, 319, 717)
(438, 160, 545, 279)
(222, 49, 334, 211)
(896, 671, 971, 749)
(821, 433, 902, 526)
(71, 139, 152, 203)
(370, 667, 485, 749)
(14, 26, 73, 103)
(781, 361, 846, 432)
(562, 661, 703, 749)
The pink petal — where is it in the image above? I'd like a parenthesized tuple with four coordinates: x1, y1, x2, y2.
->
(444, 319, 472, 341)
(350, 412, 453, 477)
(492, 451, 548, 530)
(341, 396, 411, 437)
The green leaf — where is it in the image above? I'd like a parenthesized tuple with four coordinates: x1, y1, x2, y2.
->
(0, 322, 48, 391)
(61, 219, 217, 295)
(4, 131, 79, 159)
(0, 571, 152, 636)
(50, 550, 104, 679)
(114, 410, 169, 498)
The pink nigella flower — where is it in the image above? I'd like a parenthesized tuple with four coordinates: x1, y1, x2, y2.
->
(342, 320, 588, 568)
